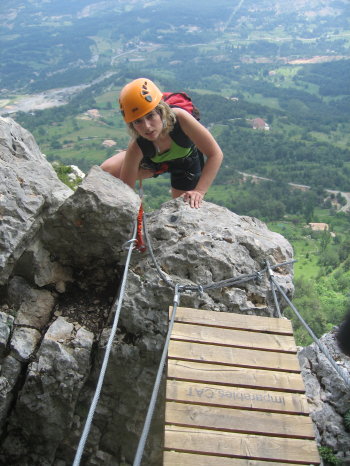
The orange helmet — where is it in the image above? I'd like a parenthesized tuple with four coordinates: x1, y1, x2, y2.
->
(119, 78, 163, 123)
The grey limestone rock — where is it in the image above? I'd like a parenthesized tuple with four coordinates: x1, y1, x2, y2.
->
(0, 355, 22, 435)
(2, 317, 94, 464)
(10, 326, 42, 362)
(0, 116, 72, 285)
(299, 331, 350, 462)
(41, 165, 141, 269)
(12, 239, 73, 292)
(118, 198, 294, 337)
(0, 311, 14, 357)
(8, 276, 55, 330)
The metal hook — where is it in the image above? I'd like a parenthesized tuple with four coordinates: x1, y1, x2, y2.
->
(122, 238, 137, 250)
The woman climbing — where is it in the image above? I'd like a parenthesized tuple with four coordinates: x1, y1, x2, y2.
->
(100, 78, 223, 208)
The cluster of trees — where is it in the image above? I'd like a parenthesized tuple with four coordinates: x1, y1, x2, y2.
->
(298, 60, 350, 97)
(215, 124, 350, 191)
(209, 180, 323, 222)
(286, 227, 350, 345)
(289, 274, 349, 346)
(317, 229, 350, 273)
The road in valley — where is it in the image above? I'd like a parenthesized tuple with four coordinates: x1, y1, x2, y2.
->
(239, 172, 350, 213)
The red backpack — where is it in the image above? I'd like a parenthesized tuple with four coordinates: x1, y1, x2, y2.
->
(162, 92, 200, 120)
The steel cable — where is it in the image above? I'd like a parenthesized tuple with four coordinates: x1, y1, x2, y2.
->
(271, 275, 350, 388)
(73, 224, 137, 466)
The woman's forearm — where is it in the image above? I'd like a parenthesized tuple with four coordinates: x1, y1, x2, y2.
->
(195, 151, 223, 195)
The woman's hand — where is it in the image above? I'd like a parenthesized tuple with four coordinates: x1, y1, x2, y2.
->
(182, 190, 204, 208)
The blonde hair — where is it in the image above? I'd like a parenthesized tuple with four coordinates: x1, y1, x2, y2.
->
(127, 100, 176, 138)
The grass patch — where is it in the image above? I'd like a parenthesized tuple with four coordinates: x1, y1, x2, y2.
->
(242, 91, 281, 110)
(267, 221, 321, 280)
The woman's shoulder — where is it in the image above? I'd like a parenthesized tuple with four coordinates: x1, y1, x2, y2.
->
(171, 107, 203, 133)
(169, 114, 193, 147)
(171, 107, 191, 120)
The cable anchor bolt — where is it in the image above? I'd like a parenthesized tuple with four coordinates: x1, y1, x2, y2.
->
(255, 271, 262, 284)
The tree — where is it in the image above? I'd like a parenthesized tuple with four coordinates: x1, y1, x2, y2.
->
(320, 228, 331, 253)
(303, 201, 314, 224)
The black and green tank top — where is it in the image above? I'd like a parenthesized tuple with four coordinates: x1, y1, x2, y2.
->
(136, 119, 195, 163)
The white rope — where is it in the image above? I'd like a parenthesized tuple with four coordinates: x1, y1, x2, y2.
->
(73, 224, 137, 466)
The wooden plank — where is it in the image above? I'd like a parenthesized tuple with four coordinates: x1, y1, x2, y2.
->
(170, 307, 293, 335)
(169, 340, 300, 372)
(171, 322, 297, 353)
(167, 360, 305, 393)
(165, 402, 316, 439)
(163, 451, 310, 466)
(164, 426, 321, 464)
(166, 380, 310, 415)
(164, 309, 320, 465)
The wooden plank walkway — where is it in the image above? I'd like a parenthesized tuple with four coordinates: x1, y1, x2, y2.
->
(164, 307, 320, 465)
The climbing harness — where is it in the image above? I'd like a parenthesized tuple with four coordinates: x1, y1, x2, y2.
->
(73, 199, 350, 466)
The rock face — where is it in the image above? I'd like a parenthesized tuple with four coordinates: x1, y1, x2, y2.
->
(0, 115, 348, 465)
(299, 331, 350, 464)
(0, 117, 72, 285)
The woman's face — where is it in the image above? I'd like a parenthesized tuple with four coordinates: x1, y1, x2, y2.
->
(132, 110, 163, 140)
